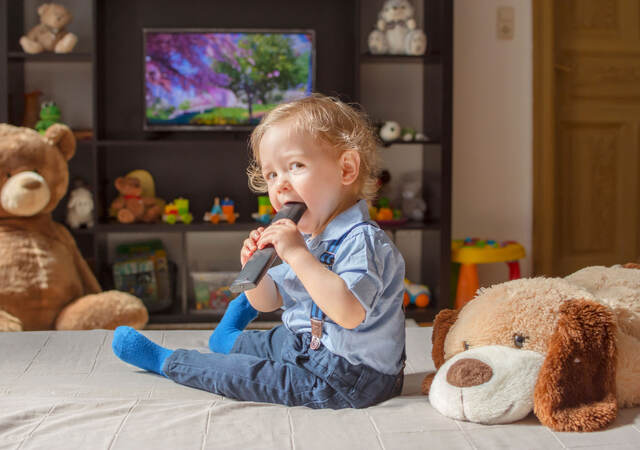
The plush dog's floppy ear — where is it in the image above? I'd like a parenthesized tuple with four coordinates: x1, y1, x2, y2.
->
(431, 308, 459, 369)
(534, 299, 617, 432)
(421, 309, 459, 395)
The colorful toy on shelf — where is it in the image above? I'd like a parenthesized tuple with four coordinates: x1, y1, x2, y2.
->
(204, 197, 239, 224)
(109, 173, 164, 224)
(370, 196, 404, 224)
(251, 195, 275, 224)
(162, 198, 193, 225)
(35, 101, 62, 134)
(403, 279, 430, 308)
(451, 237, 526, 310)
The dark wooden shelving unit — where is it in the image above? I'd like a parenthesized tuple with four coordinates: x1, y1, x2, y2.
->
(356, 0, 452, 323)
(1, 0, 451, 325)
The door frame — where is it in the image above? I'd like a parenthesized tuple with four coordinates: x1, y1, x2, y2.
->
(532, 0, 556, 276)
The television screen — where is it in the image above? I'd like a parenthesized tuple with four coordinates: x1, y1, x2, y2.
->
(143, 29, 315, 131)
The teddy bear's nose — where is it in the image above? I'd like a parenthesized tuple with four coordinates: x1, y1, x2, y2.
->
(22, 179, 42, 190)
(446, 358, 493, 387)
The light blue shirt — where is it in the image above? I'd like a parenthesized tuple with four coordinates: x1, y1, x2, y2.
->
(267, 199, 406, 375)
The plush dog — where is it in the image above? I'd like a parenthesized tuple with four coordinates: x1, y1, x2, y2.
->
(422, 264, 640, 432)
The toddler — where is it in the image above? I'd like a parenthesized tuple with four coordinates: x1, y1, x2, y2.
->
(112, 94, 406, 409)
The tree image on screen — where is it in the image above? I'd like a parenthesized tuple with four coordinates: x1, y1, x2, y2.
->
(144, 31, 313, 128)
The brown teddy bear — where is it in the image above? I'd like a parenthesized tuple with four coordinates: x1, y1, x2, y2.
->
(0, 123, 148, 331)
(110, 176, 164, 224)
(423, 264, 640, 432)
(19, 3, 78, 54)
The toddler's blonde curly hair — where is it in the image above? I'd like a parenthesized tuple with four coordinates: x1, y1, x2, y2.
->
(247, 93, 380, 201)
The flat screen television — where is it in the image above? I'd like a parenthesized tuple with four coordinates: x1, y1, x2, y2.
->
(143, 28, 315, 131)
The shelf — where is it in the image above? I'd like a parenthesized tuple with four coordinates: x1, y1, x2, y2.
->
(96, 139, 248, 148)
(94, 220, 441, 233)
(404, 307, 439, 323)
(69, 227, 95, 235)
(147, 308, 437, 325)
(381, 220, 441, 231)
(148, 311, 283, 324)
(380, 138, 440, 147)
(8, 51, 92, 62)
(359, 52, 441, 64)
(95, 222, 257, 233)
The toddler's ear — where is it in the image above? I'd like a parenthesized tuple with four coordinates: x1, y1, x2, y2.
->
(340, 150, 360, 186)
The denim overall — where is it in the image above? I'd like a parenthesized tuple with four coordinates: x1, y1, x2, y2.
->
(163, 223, 405, 409)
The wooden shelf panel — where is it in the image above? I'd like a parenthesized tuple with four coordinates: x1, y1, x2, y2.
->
(95, 222, 258, 233)
(96, 138, 249, 147)
(97, 138, 441, 148)
(93, 220, 442, 233)
(8, 51, 92, 62)
(380, 139, 440, 147)
(359, 52, 441, 64)
(147, 308, 437, 325)
(148, 311, 283, 324)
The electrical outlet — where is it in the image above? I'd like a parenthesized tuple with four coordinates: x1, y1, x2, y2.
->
(497, 6, 515, 40)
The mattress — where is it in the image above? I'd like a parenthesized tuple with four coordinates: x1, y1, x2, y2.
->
(0, 327, 638, 449)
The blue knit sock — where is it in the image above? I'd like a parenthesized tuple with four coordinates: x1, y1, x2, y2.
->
(112, 326, 173, 376)
(209, 293, 258, 354)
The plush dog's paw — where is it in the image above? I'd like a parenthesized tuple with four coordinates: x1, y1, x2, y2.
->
(421, 372, 436, 395)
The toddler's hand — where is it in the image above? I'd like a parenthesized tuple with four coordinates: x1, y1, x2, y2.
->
(256, 219, 307, 265)
(240, 227, 265, 267)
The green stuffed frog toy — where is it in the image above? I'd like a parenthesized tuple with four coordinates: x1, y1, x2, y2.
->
(35, 101, 62, 134)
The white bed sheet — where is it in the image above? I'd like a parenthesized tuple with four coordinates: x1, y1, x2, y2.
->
(0, 328, 639, 449)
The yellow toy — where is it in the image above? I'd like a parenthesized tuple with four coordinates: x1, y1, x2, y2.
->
(452, 238, 526, 309)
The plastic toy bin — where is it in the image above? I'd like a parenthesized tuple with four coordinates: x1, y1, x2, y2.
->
(191, 271, 239, 312)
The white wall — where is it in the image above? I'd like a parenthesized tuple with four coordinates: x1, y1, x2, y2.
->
(453, 0, 533, 287)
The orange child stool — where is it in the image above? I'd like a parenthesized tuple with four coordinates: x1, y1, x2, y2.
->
(452, 238, 526, 309)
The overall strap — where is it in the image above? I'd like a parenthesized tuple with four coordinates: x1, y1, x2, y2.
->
(309, 221, 377, 350)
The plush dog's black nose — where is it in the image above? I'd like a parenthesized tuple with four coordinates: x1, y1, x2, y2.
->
(446, 358, 493, 387)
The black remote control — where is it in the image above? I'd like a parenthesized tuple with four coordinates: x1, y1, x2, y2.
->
(229, 202, 307, 293)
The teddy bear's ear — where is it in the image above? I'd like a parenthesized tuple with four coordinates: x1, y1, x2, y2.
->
(114, 177, 126, 191)
(38, 3, 51, 17)
(45, 124, 76, 161)
(533, 299, 617, 432)
(431, 308, 458, 369)
(623, 262, 640, 269)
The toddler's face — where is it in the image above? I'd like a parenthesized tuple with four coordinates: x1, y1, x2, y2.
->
(259, 123, 348, 236)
